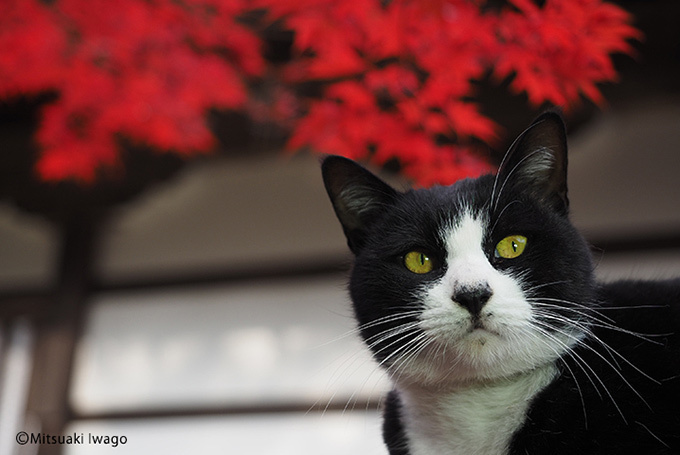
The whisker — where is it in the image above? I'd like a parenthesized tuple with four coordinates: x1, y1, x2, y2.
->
(489, 120, 540, 209)
(364, 322, 422, 351)
(540, 311, 661, 387)
(529, 300, 618, 330)
(493, 148, 550, 212)
(531, 309, 623, 370)
(514, 325, 590, 427)
(338, 325, 422, 416)
(489, 200, 521, 237)
(530, 300, 665, 346)
(313, 317, 421, 417)
(314, 310, 422, 354)
(635, 421, 671, 448)
(533, 318, 653, 420)
(529, 321, 625, 420)
(387, 333, 435, 383)
(595, 304, 670, 311)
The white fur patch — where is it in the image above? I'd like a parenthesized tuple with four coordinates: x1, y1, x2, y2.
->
(399, 364, 557, 455)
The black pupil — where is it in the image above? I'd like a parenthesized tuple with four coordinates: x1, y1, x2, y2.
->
(512, 241, 518, 252)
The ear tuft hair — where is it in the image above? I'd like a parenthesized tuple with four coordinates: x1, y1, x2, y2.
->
(321, 156, 398, 253)
(494, 112, 569, 215)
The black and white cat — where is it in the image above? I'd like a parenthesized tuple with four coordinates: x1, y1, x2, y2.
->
(321, 112, 680, 455)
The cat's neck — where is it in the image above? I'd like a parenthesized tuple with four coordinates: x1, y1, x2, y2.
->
(395, 363, 558, 455)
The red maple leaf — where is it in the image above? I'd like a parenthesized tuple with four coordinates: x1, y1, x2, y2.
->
(494, 0, 641, 107)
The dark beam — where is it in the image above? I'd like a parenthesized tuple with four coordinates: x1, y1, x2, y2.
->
(24, 214, 101, 455)
(69, 399, 379, 422)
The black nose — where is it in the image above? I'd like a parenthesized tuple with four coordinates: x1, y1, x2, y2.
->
(453, 285, 493, 316)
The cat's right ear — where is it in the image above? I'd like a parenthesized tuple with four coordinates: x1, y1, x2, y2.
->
(322, 156, 399, 254)
(494, 112, 569, 215)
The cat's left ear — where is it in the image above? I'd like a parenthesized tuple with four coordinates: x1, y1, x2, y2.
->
(495, 111, 569, 215)
(322, 156, 399, 254)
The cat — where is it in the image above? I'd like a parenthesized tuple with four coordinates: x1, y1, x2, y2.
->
(321, 112, 680, 455)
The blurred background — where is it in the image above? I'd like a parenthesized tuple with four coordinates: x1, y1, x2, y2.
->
(1, 0, 679, 454)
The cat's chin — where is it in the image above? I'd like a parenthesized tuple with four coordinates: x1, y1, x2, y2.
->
(387, 327, 578, 387)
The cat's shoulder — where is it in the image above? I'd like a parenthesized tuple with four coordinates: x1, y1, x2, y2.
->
(599, 277, 680, 299)
(512, 277, 680, 454)
(596, 277, 680, 331)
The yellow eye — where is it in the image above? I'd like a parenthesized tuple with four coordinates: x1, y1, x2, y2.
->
(404, 251, 434, 274)
(495, 235, 528, 259)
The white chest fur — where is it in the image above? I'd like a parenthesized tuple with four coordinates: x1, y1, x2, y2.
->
(397, 364, 557, 455)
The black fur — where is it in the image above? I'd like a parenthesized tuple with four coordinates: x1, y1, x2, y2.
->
(383, 390, 410, 455)
(321, 113, 680, 454)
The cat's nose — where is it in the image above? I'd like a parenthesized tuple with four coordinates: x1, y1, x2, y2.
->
(452, 285, 493, 316)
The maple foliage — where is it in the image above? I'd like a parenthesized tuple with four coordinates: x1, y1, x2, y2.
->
(275, 0, 640, 185)
(0, 0, 639, 186)
(1, 0, 258, 182)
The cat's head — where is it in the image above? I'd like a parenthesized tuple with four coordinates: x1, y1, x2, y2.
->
(322, 112, 596, 386)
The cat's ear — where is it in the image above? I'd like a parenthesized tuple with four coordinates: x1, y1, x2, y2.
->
(322, 156, 399, 254)
(495, 111, 569, 215)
